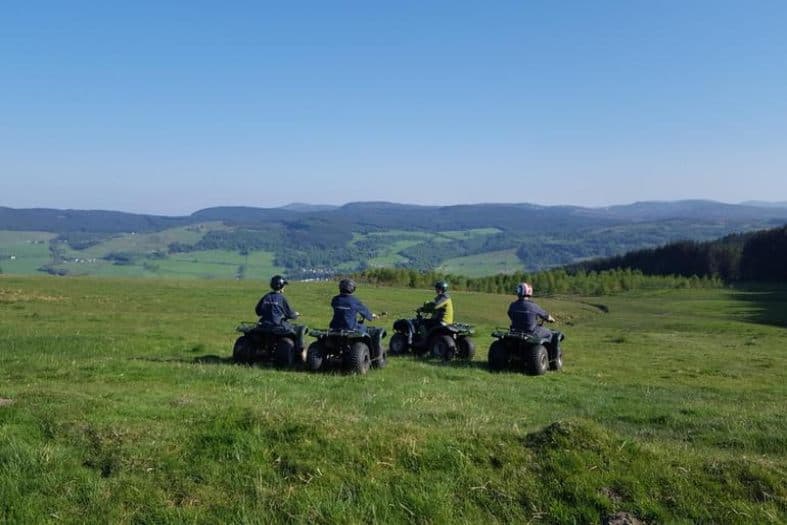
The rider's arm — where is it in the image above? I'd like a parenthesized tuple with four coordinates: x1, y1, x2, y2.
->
(420, 301, 435, 313)
(534, 303, 555, 323)
(356, 298, 374, 321)
(282, 296, 298, 320)
(432, 296, 449, 309)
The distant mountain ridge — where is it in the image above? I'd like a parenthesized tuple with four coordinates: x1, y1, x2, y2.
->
(3, 200, 786, 233)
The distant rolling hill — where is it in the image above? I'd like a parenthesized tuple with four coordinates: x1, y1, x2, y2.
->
(1, 200, 786, 279)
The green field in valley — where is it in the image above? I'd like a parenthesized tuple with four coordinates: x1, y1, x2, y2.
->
(0, 227, 284, 280)
(1, 275, 785, 523)
(0, 231, 56, 274)
(1, 226, 509, 279)
(437, 249, 525, 277)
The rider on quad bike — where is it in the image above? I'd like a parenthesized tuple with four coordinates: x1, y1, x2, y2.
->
(232, 275, 307, 366)
(487, 282, 564, 374)
(390, 280, 475, 360)
(304, 278, 386, 374)
(256, 274, 300, 329)
(418, 280, 454, 330)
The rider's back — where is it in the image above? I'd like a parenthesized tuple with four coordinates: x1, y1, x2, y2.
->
(256, 291, 294, 326)
(329, 294, 371, 331)
(507, 298, 548, 332)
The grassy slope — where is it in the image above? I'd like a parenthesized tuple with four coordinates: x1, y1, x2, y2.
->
(0, 231, 55, 273)
(437, 249, 525, 277)
(0, 226, 284, 280)
(353, 228, 504, 268)
(0, 277, 785, 523)
(2, 227, 507, 278)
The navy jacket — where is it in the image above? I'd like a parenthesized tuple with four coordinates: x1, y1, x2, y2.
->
(329, 293, 373, 331)
(507, 298, 549, 332)
(255, 291, 297, 326)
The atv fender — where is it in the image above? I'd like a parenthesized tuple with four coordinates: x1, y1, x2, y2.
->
(393, 318, 415, 344)
(426, 325, 454, 341)
(294, 324, 309, 350)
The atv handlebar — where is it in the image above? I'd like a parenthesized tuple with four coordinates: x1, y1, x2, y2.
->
(358, 312, 386, 324)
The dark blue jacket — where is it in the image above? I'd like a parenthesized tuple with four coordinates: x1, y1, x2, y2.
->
(329, 293, 373, 331)
(508, 298, 549, 332)
(255, 291, 297, 326)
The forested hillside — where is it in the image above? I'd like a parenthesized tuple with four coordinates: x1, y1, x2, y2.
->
(1, 201, 786, 278)
(571, 225, 787, 283)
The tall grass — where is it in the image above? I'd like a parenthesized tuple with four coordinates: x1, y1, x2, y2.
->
(1, 276, 785, 523)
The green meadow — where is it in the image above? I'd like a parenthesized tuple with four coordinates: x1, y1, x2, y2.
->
(0, 276, 785, 523)
(437, 249, 525, 277)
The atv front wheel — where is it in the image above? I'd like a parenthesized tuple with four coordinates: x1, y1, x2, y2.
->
(457, 337, 475, 360)
(275, 337, 296, 368)
(306, 342, 324, 372)
(372, 348, 387, 369)
(232, 336, 255, 365)
(525, 344, 549, 376)
(389, 333, 409, 355)
(549, 346, 563, 371)
(347, 342, 371, 375)
(488, 340, 509, 371)
(430, 334, 456, 361)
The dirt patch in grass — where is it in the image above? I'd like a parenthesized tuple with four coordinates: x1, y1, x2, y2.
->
(0, 398, 14, 407)
(602, 512, 645, 525)
(0, 288, 66, 303)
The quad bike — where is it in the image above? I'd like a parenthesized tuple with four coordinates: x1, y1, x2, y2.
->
(232, 321, 309, 367)
(389, 310, 475, 361)
(305, 316, 387, 375)
(487, 320, 564, 375)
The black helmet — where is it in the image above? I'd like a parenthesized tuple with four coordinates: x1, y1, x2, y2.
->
(434, 280, 448, 293)
(270, 275, 288, 290)
(339, 278, 356, 294)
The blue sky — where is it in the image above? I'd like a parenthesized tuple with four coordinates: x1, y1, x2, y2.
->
(2, 1, 786, 215)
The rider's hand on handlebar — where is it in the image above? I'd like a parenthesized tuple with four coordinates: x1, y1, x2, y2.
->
(547, 315, 555, 323)
(372, 313, 379, 320)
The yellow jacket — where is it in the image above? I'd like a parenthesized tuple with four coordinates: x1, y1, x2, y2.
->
(423, 293, 453, 324)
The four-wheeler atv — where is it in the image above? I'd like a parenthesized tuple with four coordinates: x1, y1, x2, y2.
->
(389, 310, 475, 361)
(487, 323, 564, 375)
(306, 319, 387, 375)
(232, 322, 309, 367)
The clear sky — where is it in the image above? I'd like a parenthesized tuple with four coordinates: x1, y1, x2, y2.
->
(2, 1, 786, 215)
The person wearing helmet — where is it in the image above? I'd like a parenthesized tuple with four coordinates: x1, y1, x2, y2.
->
(508, 282, 555, 338)
(255, 275, 299, 329)
(329, 278, 377, 332)
(419, 280, 454, 328)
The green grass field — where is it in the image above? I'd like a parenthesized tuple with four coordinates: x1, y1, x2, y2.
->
(351, 229, 505, 268)
(438, 249, 525, 277)
(0, 231, 56, 274)
(1, 276, 785, 523)
(1, 226, 510, 279)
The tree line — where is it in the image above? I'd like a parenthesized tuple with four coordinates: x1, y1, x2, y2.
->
(570, 225, 787, 283)
(353, 267, 722, 296)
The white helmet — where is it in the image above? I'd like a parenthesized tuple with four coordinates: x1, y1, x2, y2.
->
(516, 282, 533, 298)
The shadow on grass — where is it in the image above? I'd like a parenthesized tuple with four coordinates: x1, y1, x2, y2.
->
(730, 287, 787, 328)
(388, 353, 489, 371)
(193, 355, 235, 365)
(136, 354, 366, 375)
(131, 355, 257, 366)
